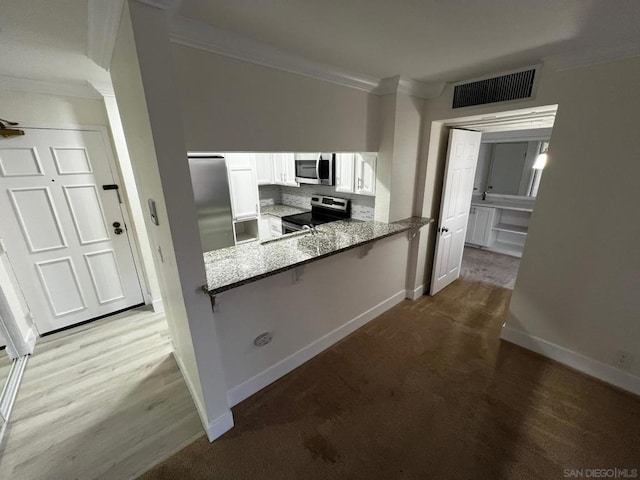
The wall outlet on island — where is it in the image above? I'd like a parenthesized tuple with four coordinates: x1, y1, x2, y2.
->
(254, 332, 272, 347)
(615, 351, 633, 369)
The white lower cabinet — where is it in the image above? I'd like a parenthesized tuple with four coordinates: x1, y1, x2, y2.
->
(258, 217, 271, 241)
(269, 217, 282, 237)
(258, 216, 283, 241)
(465, 204, 532, 257)
(465, 206, 497, 246)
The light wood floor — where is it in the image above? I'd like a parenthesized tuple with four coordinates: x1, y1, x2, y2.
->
(0, 307, 204, 479)
(0, 350, 13, 396)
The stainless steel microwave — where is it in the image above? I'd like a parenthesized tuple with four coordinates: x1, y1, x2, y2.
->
(294, 153, 335, 185)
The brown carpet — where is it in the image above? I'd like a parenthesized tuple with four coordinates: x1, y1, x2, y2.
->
(142, 279, 640, 479)
(461, 246, 520, 289)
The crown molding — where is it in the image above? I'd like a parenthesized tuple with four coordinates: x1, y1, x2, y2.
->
(88, 80, 115, 98)
(169, 16, 442, 99)
(544, 42, 640, 71)
(372, 75, 445, 98)
(0, 75, 102, 99)
(87, 0, 125, 70)
(169, 16, 380, 93)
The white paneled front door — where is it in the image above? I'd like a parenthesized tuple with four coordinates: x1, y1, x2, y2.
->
(0, 128, 144, 333)
(430, 129, 482, 295)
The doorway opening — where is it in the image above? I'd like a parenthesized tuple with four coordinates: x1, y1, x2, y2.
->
(430, 105, 557, 294)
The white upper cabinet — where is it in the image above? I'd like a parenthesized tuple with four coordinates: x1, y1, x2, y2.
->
(355, 153, 376, 196)
(255, 153, 274, 185)
(335, 153, 356, 193)
(226, 153, 259, 220)
(273, 153, 298, 187)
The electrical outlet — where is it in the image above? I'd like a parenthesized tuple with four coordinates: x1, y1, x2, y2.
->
(254, 332, 272, 347)
(616, 351, 633, 369)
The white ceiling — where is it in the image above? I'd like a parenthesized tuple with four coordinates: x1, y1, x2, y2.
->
(176, 0, 640, 83)
(0, 0, 638, 91)
(0, 0, 108, 85)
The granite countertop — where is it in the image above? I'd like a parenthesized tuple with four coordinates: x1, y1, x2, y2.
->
(470, 198, 534, 212)
(203, 216, 432, 295)
(260, 204, 308, 218)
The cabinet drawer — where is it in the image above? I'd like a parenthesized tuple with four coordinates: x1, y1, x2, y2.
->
(269, 217, 282, 235)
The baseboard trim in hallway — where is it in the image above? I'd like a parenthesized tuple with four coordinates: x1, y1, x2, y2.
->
(405, 284, 425, 300)
(171, 347, 235, 442)
(501, 325, 640, 396)
(206, 411, 235, 442)
(227, 289, 407, 407)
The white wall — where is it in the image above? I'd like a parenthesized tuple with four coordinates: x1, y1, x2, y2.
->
(374, 92, 424, 223)
(216, 234, 410, 404)
(0, 90, 108, 126)
(389, 92, 424, 221)
(110, 1, 231, 439)
(170, 43, 380, 153)
(412, 57, 640, 390)
(100, 94, 162, 311)
(506, 57, 640, 385)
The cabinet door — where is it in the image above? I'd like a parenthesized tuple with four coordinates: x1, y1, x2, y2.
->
(255, 153, 274, 185)
(471, 207, 495, 246)
(273, 153, 298, 186)
(282, 153, 298, 187)
(335, 153, 355, 193)
(269, 216, 282, 237)
(272, 154, 283, 185)
(465, 207, 477, 244)
(258, 217, 271, 241)
(226, 155, 259, 220)
(355, 153, 376, 196)
(225, 152, 253, 169)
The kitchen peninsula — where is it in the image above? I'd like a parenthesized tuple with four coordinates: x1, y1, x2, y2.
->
(202, 216, 431, 407)
(203, 217, 431, 295)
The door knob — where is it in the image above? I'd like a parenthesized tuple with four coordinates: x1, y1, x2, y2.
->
(114, 227, 123, 235)
(440, 227, 449, 233)
(113, 222, 121, 228)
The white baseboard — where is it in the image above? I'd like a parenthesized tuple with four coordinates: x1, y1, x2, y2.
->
(406, 284, 425, 300)
(205, 411, 234, 442)
(171, 348, 234, 441)
(227, 289, 406, 407)
(24, 326, 37, 355)
(501, 325, 640, 396)
(151, 297, 164, 313)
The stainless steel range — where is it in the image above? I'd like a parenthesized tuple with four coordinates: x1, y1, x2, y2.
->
(281, 195, 351, 234)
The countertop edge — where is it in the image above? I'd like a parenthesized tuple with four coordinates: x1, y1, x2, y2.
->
(470, 202, 534, 213)
(206, 217, 431, 295)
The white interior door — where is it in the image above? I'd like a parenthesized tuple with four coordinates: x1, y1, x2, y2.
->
(430, 129, 482, 295)
(0, 128, 144, 333)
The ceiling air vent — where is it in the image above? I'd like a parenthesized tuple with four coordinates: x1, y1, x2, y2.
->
(452, 68, 537, 109)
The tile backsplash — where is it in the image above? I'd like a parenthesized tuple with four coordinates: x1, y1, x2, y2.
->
(258, 185, 281, 207)
(259, 184, 375, 221)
